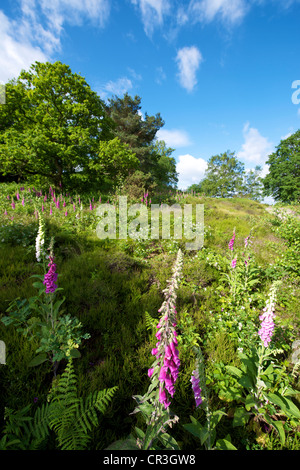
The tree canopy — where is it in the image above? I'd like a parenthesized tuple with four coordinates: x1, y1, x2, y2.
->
(105, 93, 164, 176)
(199, 151, 245, 197)
(0, 61, 114, 191)
(0, 64, 178, 192)
(263, 130, 300, 203)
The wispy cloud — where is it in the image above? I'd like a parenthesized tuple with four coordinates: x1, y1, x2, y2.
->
(0, 0, 111, 82)
(100, 77, 133, 99)
(189, 0, 248, 25)
(155, 66, 167, 85)
(175, 46, 203, 92)
(130, 0, 171, 37)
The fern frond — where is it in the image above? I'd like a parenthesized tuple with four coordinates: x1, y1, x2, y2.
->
(145, 311, 158, 331)
(27, 403, 50, 444)
(50, 359, 77, 401)
(47, 359, 118, 450)
(94, 387, 118, 413)
(76, 387, 118, 435)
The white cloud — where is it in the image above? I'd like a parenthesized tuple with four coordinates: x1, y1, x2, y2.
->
(237, 122, 274, 166)
(188, 0, 248, 25)
(175, 46, 203, 92)
(156, 129, 192, 147)
(130, 0, 171, 37)
(0, 10, 48, 83)
(101, 77, 133, 98)
(176, 154, 207, 190)
(0, 0, 111, 83)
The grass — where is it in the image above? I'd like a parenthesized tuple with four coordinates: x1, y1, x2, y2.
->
(0, 182, 299, 450)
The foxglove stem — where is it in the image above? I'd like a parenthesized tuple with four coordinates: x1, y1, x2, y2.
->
(35, 212, 45, 263)
(43, 256, 58, 294)
(146, 249, 183, 420)
(228, 229, 235, 251)
(258, 280, 281, 348)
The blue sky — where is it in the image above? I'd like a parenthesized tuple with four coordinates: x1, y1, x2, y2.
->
(1, 0, 300, 193)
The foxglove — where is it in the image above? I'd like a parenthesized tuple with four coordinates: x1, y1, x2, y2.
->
(35, 212, 45, 262)
(148, 249, 183, 410)
(43, 255, 58, 294)
(258, 281, 280, 348)
(228, 230, 235, 251)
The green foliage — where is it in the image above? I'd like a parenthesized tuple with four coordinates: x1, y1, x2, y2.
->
(0, 404, 50, 450)
(263, 130, 300, 203)
(88, 137, 139, 189)
(0, 359, 118, 450)
(1, 272, 90, 372)
(199, 151, 245, 198)
(0, 61, 112, 191)
(1, 181, 300, 450)
(225, 347, 300, 446)
(48, 359, 117, 450)
(274, 215, 300, 276)
(105, 93, 164, 176)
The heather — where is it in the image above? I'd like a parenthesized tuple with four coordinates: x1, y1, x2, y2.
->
(0, 182, 300, 450)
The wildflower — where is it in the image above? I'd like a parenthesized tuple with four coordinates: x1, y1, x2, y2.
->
(228, 230, 235, 251)
(4, 209, 7, 215)
(147, 249, 183, 411)
(50, 205, 52, 215)
(35, 212, 45, 262)
(43, 255, 58, 294)
(22, 198, 25, 206)
(231, 258, 237, 268)
(11, 199, 15, 209)
(191, 368, 202, 407)
(65, 211, 68, 216)
(244, 235, 250, 248)
(16, 192, 20, 200)
(258, 281, 281, 348)
(190, 347, 207, 408)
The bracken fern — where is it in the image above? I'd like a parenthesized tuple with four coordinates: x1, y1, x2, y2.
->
(48, 359, 118, 450)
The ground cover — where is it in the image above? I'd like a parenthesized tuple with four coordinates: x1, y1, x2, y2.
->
(0, 182, 299, 450)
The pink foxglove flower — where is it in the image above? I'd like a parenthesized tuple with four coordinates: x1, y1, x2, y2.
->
(231, 258, 237, 268)
(191, 370, 202, 407)
(147, 249, 183, 410)
(43, 256, 58, 294)
(258, 281, 280, 348)
(228, 230, 235, 251)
